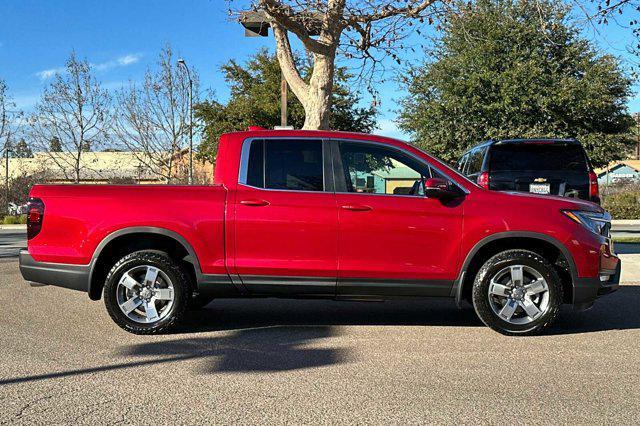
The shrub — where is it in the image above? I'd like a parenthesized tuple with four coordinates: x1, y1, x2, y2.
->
(603, 190, 640, 220)
(18, 215, 27, 224)
(3, 215, 19, 225)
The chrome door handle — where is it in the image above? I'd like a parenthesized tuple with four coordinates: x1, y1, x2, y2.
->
(240, 199, 270, 207)
(340, 204, 372, 212)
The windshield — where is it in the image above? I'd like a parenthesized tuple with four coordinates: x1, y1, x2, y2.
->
(490, 144, 588, 172)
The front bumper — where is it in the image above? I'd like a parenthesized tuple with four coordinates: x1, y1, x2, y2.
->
(19, 250, 90, 292)
(573, 260, 621, 311)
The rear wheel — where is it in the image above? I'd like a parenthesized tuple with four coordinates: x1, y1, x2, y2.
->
(104, 250, 190, 334)
(472, 250, 562, 336)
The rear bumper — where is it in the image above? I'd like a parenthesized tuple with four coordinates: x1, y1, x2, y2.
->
(573, 260, 621, 311)
(19, 250, 90, 292)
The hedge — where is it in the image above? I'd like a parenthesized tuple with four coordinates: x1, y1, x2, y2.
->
(602, 191, 640, 220)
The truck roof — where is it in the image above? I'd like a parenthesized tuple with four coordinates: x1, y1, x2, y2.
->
(221, 129, 409, 148)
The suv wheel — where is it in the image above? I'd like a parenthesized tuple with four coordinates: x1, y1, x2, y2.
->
(472, 250, 563, 336)
(104, 250, 190, 334)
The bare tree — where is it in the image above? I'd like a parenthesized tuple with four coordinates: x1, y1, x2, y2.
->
(572, 0, 640, 62)
(232, 1, 445, 130)
(112, 45, 198, 183)
(0, 80, 24, 213)
(29, 52, 111, 183)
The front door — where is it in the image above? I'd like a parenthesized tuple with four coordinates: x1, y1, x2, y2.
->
(233, 138, 337, 296)
(333, 140, 464, 297)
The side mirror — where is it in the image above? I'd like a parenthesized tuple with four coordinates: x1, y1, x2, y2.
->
(424, 178, 459, 199)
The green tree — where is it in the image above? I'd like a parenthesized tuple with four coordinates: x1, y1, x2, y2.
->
(398, 0, 634, 167)
(195, 49, 377, 161)
(13, 138, 33, 158)
(49, 136, 62, 152)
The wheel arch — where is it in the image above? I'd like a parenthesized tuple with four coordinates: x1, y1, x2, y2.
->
(88, 227, 203, 300)
(454, 232, 577, 307)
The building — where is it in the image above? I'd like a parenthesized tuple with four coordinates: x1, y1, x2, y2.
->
(595, 160, 640, 186)
(0, 150, 215, 184)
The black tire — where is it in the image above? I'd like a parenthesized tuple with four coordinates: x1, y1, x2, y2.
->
(103, 250, 191, 335)
(472, 249, 563, 336)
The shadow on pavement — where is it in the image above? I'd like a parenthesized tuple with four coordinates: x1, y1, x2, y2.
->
(2, 287, 639, 386)
(550, 285, 640, 335)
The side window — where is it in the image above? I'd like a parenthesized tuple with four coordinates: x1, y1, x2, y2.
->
(245, 139, 324, 191)
(338, 142, 430, 196)
(456, 154, 468, 173)
(246, 140, 264, 188)
(466, 148, 486, 176)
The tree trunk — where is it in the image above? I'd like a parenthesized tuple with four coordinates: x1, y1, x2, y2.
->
(302, 54, 335, 130)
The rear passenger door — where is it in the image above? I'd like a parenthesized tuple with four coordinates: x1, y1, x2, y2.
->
(233, 138, 338, 296)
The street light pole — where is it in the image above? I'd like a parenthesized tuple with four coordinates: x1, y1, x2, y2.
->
(177, 59, 194, 185)
(4, 140, 10, 215)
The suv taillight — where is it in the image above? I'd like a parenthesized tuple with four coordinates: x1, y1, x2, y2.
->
(588, 171, 599, 201)
(477, 172, 490, 189)
(27, 198, 45, 240)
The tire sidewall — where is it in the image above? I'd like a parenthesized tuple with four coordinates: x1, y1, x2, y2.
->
(104, 251, 188, 334)
(472, 251, 562, 335)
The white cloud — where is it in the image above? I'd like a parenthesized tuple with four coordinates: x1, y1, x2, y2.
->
(377, 118, 409, 140)
(94, 53, 141, 71)
(117, 54, 140, 66)
(36, 66, 66, 81)
(36, 53, 141, 80)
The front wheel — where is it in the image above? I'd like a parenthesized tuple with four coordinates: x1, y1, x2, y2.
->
(103, 250, 190, 334)
(472, 250, 563, 336)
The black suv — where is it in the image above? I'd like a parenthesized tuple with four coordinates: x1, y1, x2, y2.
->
(456, 138, 599, 203)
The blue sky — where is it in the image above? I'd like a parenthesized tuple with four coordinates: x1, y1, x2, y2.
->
(0, 0, 638, 140)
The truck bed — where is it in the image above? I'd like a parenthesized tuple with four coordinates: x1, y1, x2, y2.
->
(28, 184, 227, 275)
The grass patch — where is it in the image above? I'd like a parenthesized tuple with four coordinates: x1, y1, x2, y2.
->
(613, 236, 640, 244)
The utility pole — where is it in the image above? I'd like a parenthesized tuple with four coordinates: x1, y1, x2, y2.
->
(281, 71, 288, 127)
(634, 112, 640, 160)
(177, 59, 194, 185)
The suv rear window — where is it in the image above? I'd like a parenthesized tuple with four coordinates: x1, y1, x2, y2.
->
(489, 144, 588, 172)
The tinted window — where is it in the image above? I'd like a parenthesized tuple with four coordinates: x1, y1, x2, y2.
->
(456, 154, 468, 172)
(338, 142, 430, 196)
(264, 139, 324, 191)
(490, 144, 588, 172)
(466, 147, 486, 175)
(246, 140, 264, 187)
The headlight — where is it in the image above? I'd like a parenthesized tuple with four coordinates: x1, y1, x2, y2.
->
(562, 210, 610, 236)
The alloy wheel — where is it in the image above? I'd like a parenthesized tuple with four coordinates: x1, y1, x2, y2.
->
(116, 265, 175, 324)
(487, 265, 550, 325)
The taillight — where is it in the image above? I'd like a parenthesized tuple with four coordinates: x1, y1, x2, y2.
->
(477, 172, 490, 189)
(588, 171, 599, 200)
(27, 198, 45, 240)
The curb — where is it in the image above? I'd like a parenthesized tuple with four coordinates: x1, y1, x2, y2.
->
(0, 224, 27, 230)
(612, 220, 640, 225)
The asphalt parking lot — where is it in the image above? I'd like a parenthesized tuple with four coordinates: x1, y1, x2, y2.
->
(1, 256, 640, 424)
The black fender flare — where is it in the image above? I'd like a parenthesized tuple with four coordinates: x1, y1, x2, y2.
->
(87, 226, 204, 299)
(452, 231, 578, 307)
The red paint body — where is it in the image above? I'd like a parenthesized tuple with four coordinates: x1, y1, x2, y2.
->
(28, 130, 617, 287)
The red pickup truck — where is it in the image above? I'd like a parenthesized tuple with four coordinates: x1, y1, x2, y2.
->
(19, 129, 620, 336)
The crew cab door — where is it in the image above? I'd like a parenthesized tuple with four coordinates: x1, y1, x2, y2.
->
(332, 140, 464, 298)
(233, 138, 337, 296)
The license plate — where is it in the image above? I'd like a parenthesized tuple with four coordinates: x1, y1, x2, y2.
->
(529, 183, 550, 194)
